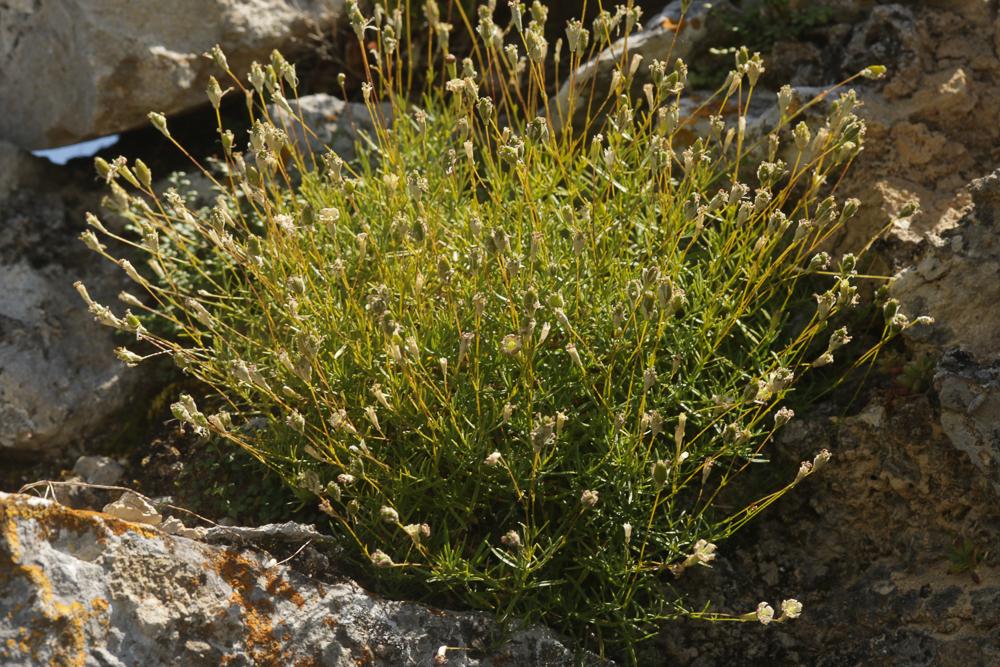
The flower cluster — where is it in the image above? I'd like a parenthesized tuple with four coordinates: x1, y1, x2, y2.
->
(75, 1, 912, 659)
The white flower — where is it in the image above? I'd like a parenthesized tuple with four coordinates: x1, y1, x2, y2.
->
(484, 451, 502, 466)
(623, 523, 632, 544)
(780, 598, 803, 619)
(501, 334, 522, 356)
(692, 539, 717, 565)
(756, 602, 775, 625)
(370, 549, 394, 568)
(580, 489, 599, 508)
(403, 523, 431, 544)
(379, 506, 399, 524)
(774, 407, 795, 427)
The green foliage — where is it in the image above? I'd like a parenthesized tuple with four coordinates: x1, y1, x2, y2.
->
(77, 1, 920, 660)
(734, 0, 835, 48)
(689, 0, 836, 89)
(947, 537, 986, 577)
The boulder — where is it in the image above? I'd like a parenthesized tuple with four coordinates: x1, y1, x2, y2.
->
(72, 455, 126, 487)
(0, 0, 344, 150)
(0, 492, 601, 666)
(0, 144, 134, 457)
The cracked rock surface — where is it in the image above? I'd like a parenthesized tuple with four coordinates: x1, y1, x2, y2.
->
(0, 492, 602, 666)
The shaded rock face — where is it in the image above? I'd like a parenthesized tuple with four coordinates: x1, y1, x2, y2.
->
(891, 169, 1000, 362)
(659, 394, 999, 667)
(0, 492, 599, 666)
(0, 145, 136, 457)
(0, 0, 343, 149)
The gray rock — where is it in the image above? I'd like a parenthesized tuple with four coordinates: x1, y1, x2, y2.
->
(660, 394, 999, 666)
(269, 93, 390, 163)
(0, 143, 135, 457)
(72, 455, 125, 486)
(102, 490, 162, 526)
(0, 0, 344, 149)
(0, 492, 602, 666)
(0, 141, 46, 201)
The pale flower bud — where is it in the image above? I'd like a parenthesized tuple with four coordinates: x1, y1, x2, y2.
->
(566, 342, 582, 368)
(114, 347, 143, 367)
(774, 407, 795, 427)
(652, 460, 668, 490)
(812, 449, 832, 472)
(148, 112, 170, 138)
(370, 549, 394, 568)
(501, 529, 522, 549)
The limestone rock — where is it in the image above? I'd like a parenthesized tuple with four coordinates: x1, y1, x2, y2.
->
(102, 491, 162, 526)
(935, 352, 1000, 493)
(891, 168, 1000, 361)
(832, 1, 1000, 251)
(660, 395, 999, 665)
(0, 0, 344, 149)
(72, 455, 125, 486)
(0, 492, 601, 666)
(0, 147, 136, 457)
(0, 141, 46, 201)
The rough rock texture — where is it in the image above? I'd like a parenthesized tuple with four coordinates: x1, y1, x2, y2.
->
(0, 145, 136, 457)
(827, 1, 1000, 252)
(660, 395, 999, 667)
(0, 492, 601, 666)
(889, 169, 1000, 493)
(934, 353, 1000, 493)
(0, 142, 45, 202)
(891, 169, 1000, 362)
(0, 0, 344, 149)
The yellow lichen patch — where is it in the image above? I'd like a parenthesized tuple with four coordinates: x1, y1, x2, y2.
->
(1, 493, 161, 551)
(0, 496, 119, 666)
(212, 549, 288, 664)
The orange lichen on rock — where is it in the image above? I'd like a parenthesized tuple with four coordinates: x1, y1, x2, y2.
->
(212, 549, 287, 665)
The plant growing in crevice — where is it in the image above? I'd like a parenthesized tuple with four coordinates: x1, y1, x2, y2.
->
(77, 0, 928, 660)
